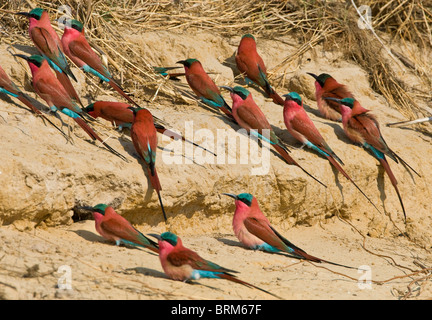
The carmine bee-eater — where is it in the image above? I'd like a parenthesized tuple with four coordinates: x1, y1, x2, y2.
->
(129, 107, 167, 221)
(0, 63, 67, 138)
(307, 73, 354, 122)
(220, 85, 326, 188)
(84, 101, 216, 156)
(77, 203, 159, 253)
(149, 232, 281, 298)
(15, 54, 127, 161)
(222, 193, 355, 269)
(16, 8, 82, 106)
(177, 59, 234, 118)
(235, 34, 284, 106)
(324, 97, 420, 221)
(60, 18, 141, 108)
(283, 92, 382, 214)
(86, 101, 216, 155)
(84, 101, 134, 130)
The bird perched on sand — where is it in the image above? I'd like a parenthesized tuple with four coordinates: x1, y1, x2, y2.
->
(129, 107, 167, 221)
(222, 192, 355, 269)
(235, 34, 284, 105)
(61, 18, 141, 108)
(84, 101, 216, 156)
(282, 92, 382, 214)
(0, 63, 66, 138)
(307, 72, 354, 122)
(15, 53, 127, 161)
(220, 85, 326, 187)
(324, 97, 420, 221)
(149, 231, 280, 298)
(177, 58, 234, 119)
(77, 203, 159, 253)
(16, 8, 82, 106)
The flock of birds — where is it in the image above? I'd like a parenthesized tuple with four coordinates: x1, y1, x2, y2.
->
(0, 7, 422, 298)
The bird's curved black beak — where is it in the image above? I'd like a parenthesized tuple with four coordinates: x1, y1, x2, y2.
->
(323, 97, 342, 103)
(176, 60, 186, 65)
(13, 54, 29, 61)
(16, 11, 30, 17)
(306, 72, 318, 80)
(148, 233, 162, 241)
(222, 193, 238, 200)
(219, 86, 233, 93)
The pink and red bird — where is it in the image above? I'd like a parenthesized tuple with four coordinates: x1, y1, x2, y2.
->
(282, 92, 382, 214)
(150, 231, 280, 298)
(84, 101, 216, 156)
(129, 107, 167, 221)
(0, 63, 66, 138)
(61, 18, 142, 108)
(84, 101, 135, 130)
(14, 53, 127, 161)
(307, 72, 354, 122)
(221, 85, 326, 187)
(235, 34, 284, 106)
(324, 97, 420, 221)
(223, 192, 354, 269)
(78, 204, 159, 253)
(17, 8, 82, 106)
(177, 58, 234, 119)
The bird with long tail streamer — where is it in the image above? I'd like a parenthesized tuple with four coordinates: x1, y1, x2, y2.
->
(324, 97, 420, 222)
(149, 231, 281, 299)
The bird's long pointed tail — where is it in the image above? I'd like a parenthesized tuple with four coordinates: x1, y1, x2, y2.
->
(73, 116, 128, 162)
(256, 64, 284, 106)
(17, 94, 68, 139)
(218, 273, 282, 299)
(108, 79, 141, 108)
(378, 157, 406, 222)
(134, 229, 159, 253)
(272, 143, 327, 188)
(311, 256, 359, 270)
(326, 154, 383, 215)
(391, 151, 421, 178)
(156, 190, 167, 222)
(147, 167, 167, 221)
(268, 90, 285, 106)
(269, 225, 357, 269)
(284, 239, 358, 270)
(55, 70, 83, 107)
(221, 100, 233, 114)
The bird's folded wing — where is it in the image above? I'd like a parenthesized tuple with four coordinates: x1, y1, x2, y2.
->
(31, 27, 58, 58)
(236, 103, 271, 133)
(69, 39, 109, 77)
(243, 217, 286, 251)
(100, 217, 137, 240)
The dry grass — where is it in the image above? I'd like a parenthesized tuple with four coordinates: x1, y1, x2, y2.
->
(1, 0, 431, 132)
